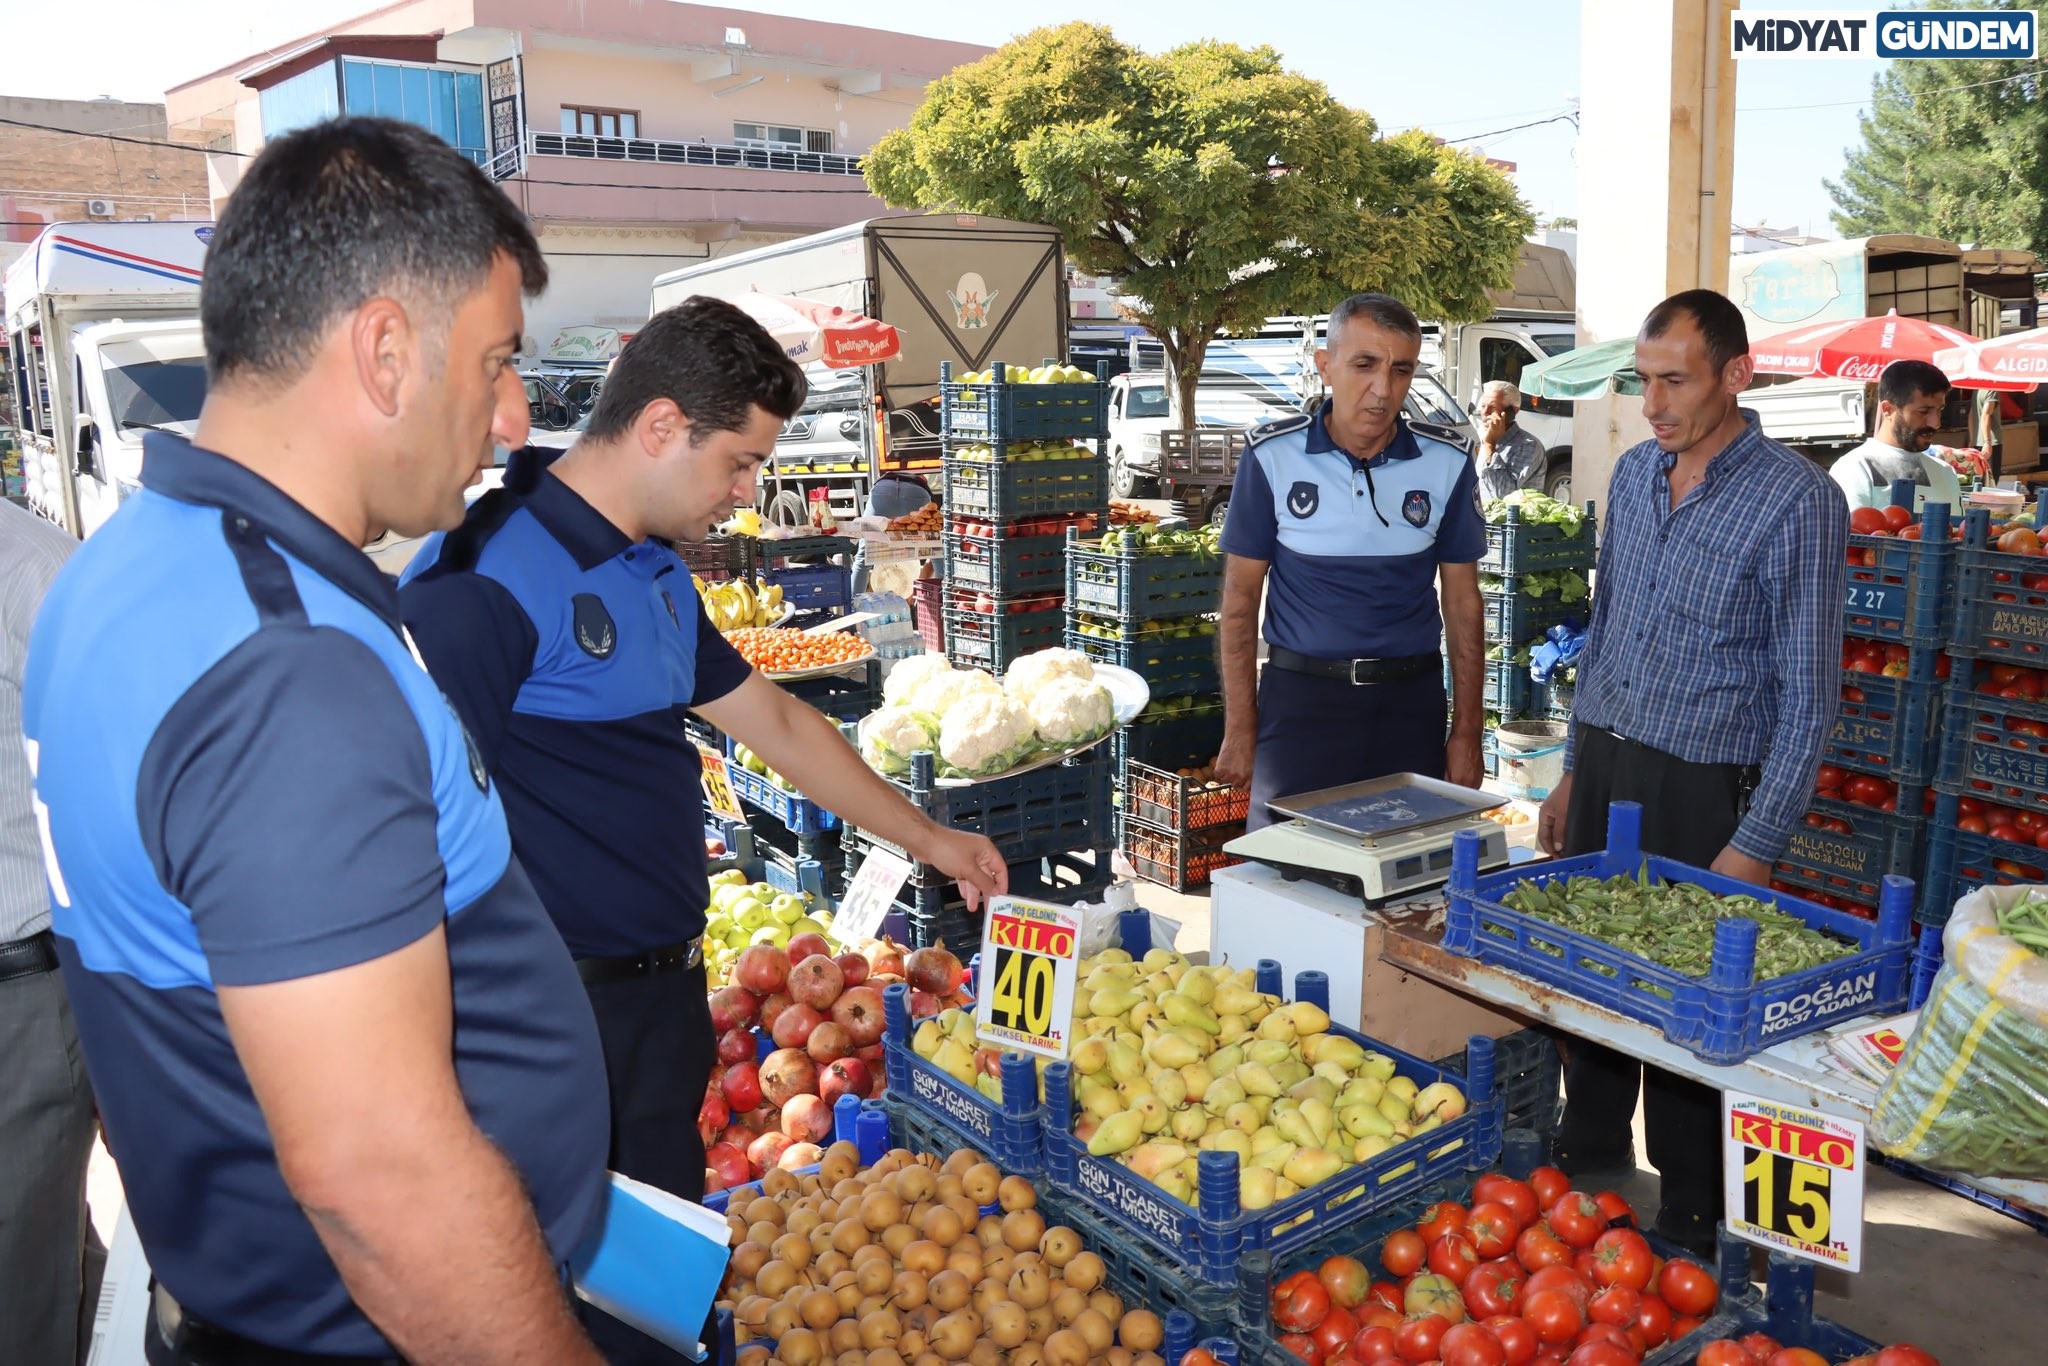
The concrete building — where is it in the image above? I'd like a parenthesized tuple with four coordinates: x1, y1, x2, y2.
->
(0, 97, 211, 250)
(163, 0, 989, 355)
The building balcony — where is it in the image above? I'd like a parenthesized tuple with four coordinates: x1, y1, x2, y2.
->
(527, 130, 864, 177)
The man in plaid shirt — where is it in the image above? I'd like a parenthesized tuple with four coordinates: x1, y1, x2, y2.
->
(1537, 289, 1848, 1255)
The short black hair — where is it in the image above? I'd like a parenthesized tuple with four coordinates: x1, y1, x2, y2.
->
(584, 297, 807, 442)
(1329, 293, 1422, 343)
(202, 117, 546, 387)
(1640, 289, 1749, 373)
(1878, 358, 1952, 408)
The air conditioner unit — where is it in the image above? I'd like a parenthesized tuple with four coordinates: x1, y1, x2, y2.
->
(86, 199, 115, 217)
(134, 214, 154, 222)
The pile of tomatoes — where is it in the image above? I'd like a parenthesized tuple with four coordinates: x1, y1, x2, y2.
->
(724, 627, 875, 675)
(1839, 639, 1947, 684)
(1263, 1168, 1719, 1366)
(1809, 765, 1900, 814)
(1844, 505, 1960, 565)
(1695, 1339, 1938, 1366)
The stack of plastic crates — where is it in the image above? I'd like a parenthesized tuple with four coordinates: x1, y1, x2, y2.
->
(1464, 500, 1596, 776)
(937, 360, 1109, 673)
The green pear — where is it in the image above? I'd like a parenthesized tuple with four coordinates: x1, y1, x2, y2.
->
(1133, 1094, 1172, 1135)
(912, 1018, 944, 1059)
(1256, 1011, 1299, 1043)
(1071, 1037, 1109, 1076)
(933, 1039, 977, 1086)
(1177, 968, 1217, 1007)
(1079, 1084, 1125, 1122)
(1170, 1107, 1209, 1144)
(1413, 1082, 1468, 1121)
(1142, 948, 1184, 972)
(974, 1073, 1003, 1102)
(1212, 983, 1262, 1016)
(1217, 1015, 1251, 1044)
(1115, 1075, 1154, 1105)
(1202, 1075, 1247, 1112)
(1299, 1098, 1337, 1148)
(1106, 1041, 1144, 1084)
(1233, 1062, 1281, 1098)
(1377, 1094, 1413, 1127)
(1288, 1077, 1337, 1108)
(1201, 1129, 1252, 1161)
(1239, 1165, 1279, 1211)
(1271, 1059, 1311, 1091)
(1386, 1075, 1419, 1105)
(1279, 1001, 1331, 1035)
(1090, 986, 1141, 1018)
(1143, 1032, 1201, 1071)
(1246, 1041, 1294, 1070)
(1354, 1133, 1399, 1162)
(1162, 993, 1221, 1036)
(1224, 1101, 1264, 1135)
(1270, 1102, 1317, 1152)
(1356, 1051, 1398, 1082)
(1141, 971, 1175, 1000)
(1178, 1063, 1213, 1104)
(1088, 1110, 1144, 1157)
(1093, 948, 1133, 966)
(1152, 1069, 1188, 1109)
(1070, 986, 1094, 1021)
(1283, 1146, 1345, 1189)
(1311, 1062, 1353, 1089)
(1340, 1103, 1395, 1139)
(1339, 1075, 1387, 1109)
(1155, 1167, 1195, 1205)
(1129, 1001, 1161, 1030)
(1307, 1035, 1367, 1071)
(1206, 1044, 1246, 1078)
(1251, 1140, 1298, 1173)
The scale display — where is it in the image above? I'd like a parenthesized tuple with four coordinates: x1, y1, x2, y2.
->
(1268, 774, 1502, 841)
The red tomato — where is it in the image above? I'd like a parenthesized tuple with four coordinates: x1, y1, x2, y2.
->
(1473, 1174, 1541, 1227)
(1768, 1350, 1831, 1366)
(1405, 1272, 1467, 1324)
(1484, 1316, 1540, 1366)
(1989, 824, 2023, 845)
(1524, 1265, 1595, 1313)
(1741, 1333, 1786, 1361)
(1632, 1294, 1672, 1349)
(1360, 1303, 1405, 1332)
(1369, 1282, 1405, 1314)
(1565, 1344, 1635, 1366)
(1874, 1348, 1943, 1366)
(1320, 1255, 1374, 1310)
(1462, 1260, 1526, 1319)
(1439, 1322, 1509, 1366)
(1573, 1250, 1601, 1283)
(1591, 1191, 1637, 1229)
(1590, 1229, 1654, 1291)
(1429, 1233, 1481, 1286)
(1350, 1325, 1400, 1362)
(1696, 1343, 1754, 1366)
(1850, 507, 1889, 535)
(1572, 1323, 1634, 1353)
(1314, 1306, 1362, 1357)
(1657, 1259, 1720, 1318)
(1587, 1282, 1640, 1327)
(1382, 1230, 1427, 1278)
(1274, 1270, 1332, 1333)
(1278, 1331, 1325, 1363)
(1516, 1224, 1572, 1271)
(1815, 764, 1847, 790)
(1395, 1313, 1451, 1364)
(1960, 815, 1990, 834)
(1417, 1202, 1471, 1245)
(1548, 1193, 1605, 1249)
(1881, 504, 1914, 532)
(1467, 1202, 1521, 1260)
(1528, 1166, 1571, 1208)
(1672, 1316, 1705, 1340)
(1522, 1289, 1585, 1346)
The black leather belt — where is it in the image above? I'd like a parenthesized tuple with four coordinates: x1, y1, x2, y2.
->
(1268, 647, 1441, 685)
(575, 936, 704, 986)
(0, 929, 58, 984)
(151, 1283, 402, 1365)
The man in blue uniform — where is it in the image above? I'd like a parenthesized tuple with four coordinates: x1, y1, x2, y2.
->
(399, 296, 1007, 1365)
(23, 118, 611, 1363)
(1215, 294, 1487, 824)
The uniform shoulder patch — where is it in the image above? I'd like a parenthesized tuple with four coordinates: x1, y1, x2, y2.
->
(1246, 412, 1313, 447)
(572, 593, 617, 659)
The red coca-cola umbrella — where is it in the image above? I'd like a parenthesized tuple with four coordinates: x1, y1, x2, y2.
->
(1931, 326, 2048, 393)
(729, 291, 901, 368)
(1749, 309, 1982, 382)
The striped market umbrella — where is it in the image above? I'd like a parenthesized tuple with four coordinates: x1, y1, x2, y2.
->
(1749, 309, 1982, 383)
(1930, 325, 2048, 393)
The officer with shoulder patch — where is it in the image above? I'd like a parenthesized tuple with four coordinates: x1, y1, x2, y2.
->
(399, 296, 1007, 1365)
(1215, 293, 1487, 825)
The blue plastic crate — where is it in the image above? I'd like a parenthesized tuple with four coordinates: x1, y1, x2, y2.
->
(1659, 1246, 1881, 1363)
(1876, 1151, 2048, 1235)
(1482, 583, 1586, 645)
(1065, 527, 1226, 619)
(778, 660, 879, 723)
(1435, 1029, 1562, 1138)
(880, 981, 1044, 1174)
(1068, 627, 1219, 698)
(942, 454, 1108, 522)
(1845, 502, 1957, 645)
(1917, 791, 2048, 930)
(942, 522, 1075, 595)
(941, 592, 1066, 671)
(1950, 504, 2048, 665)
(940, 362, 1110, 443)
(1910, 931, 1943, 1008)
(887, 851, 1116, 951)
(1773, 791, 1928, 917)
(839, 743, 1114, 867)
(725, 753, 841, 838)
(1114, 702, 1227, 773)
(1040, 962, 1503, 1292)
(760, 559, 850, 615)
(1934, 678, 2048, 822)
(1477, 503, 1598, 577)
(1828, 664, 1943, 784)
(1445, 801, 1917, 1064)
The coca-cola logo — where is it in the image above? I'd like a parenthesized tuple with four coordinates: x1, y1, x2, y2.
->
(1836, 359, 1885, 380)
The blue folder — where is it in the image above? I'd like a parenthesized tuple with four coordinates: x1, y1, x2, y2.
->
(569, 1172, 734, 1360)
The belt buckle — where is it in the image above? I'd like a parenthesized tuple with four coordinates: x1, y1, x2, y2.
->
(1349, 657, 1374, 685)
(685, 936, 703, 970)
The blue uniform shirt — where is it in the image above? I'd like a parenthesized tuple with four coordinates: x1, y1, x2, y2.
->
(1222, 407, 1485, 659)
(21, 434, 608, 1356)
(399, 448, 751, 959)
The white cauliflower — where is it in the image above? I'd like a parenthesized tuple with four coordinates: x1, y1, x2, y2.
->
(938, 693, 1039, 776)
(1027, 677, 1116, 747)
(1001, 647, 1096, 707)
(862, 707, 941, 776)
(883, 652, 955, 706)
(910, 666, 1001, 718)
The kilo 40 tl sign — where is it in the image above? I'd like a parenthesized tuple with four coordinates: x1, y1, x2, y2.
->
(974, 897, 1082, 1060)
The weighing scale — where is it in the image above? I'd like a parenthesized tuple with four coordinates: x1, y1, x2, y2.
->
(1223, 773, 1512, 906)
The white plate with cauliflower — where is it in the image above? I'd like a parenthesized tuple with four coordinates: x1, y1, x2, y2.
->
(857, 648, 1148, 786)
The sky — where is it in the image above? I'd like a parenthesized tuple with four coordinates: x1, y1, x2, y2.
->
(16, 0, 1895, 238)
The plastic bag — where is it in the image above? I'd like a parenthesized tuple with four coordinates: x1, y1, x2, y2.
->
(1870, 883, 2048, 1177)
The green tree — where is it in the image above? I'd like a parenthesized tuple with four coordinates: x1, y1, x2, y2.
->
(1827, 2, 2048, 256)
(864, 23, 1533, 424)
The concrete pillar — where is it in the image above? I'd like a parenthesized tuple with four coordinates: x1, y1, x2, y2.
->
(1572, 0, 1739, 514)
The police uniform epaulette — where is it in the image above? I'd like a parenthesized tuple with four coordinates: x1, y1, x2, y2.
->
(1246, 412, 1313, 447)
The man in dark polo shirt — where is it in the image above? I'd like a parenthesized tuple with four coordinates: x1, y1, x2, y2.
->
(23, 119, 609, 1363)
(400, 297, 1007, 1365)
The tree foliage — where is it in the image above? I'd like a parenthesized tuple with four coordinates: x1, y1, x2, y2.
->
(1827, 2, 2048, 256)
(865, 23, 1533, 421)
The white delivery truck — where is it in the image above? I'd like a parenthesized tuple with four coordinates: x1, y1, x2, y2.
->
(5, 221, 211, 537)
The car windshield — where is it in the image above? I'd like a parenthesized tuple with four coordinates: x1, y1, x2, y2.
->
(1125, 384, 1169, 419)
(1406, 371, 1465, 427)
(107, 355, 207, 431)
(1533, 333, 1577, 357)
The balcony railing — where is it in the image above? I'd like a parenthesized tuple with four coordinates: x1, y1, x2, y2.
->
(528, 131, 864, 177)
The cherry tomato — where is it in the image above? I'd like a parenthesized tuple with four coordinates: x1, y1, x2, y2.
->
(1467, 1201, 1522, 1260)
(1657, 1259, 1720, 1318)
(1417, 1201, 1470, 1245)
(1395, 1312, 1451, 1364)
(1429, 1233, 1481, 1286)
(1274, 1270, 1332, 1334)
(1590, 1229, 1654, 1291)
(1439, 1322, 1509, 1366)
(1528, 1165, 1571, 1208)
(1632, 1294, 1673, 1349)
(1516, 1223, 1573, 1272)
(1484, 1315, 1540, 1366)
(1473, 1174, 1541, 1227)
(1522, 1289, 1585, 1345)
(1548, 1193, 1605, 1249)
(1314, 1306, 1362, 1357)
(1462, 1259, 1526, 1319)
(1382, 1230, 1427, 1278)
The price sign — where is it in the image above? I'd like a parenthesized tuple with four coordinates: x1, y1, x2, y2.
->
(975, 896, 1082, 1061)
(833, 847, 912, 947)
(1722, 1090, 1865, 1271)
(696, 744, 745, 823)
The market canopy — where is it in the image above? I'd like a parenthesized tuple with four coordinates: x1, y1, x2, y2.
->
(1749, 309, 1982, 383)
(729, 291, 903, 369)
(1930, 326, 2048, 394)
(1517, 336, 1643, 400)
